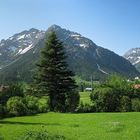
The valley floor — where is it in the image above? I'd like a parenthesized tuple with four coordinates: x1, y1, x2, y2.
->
(0, 112, 140, 140)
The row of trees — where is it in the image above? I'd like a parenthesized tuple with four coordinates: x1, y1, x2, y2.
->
(77, 75, 140, 113)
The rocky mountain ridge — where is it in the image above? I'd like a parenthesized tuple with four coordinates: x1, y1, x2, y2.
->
(0, 25, 139, 83)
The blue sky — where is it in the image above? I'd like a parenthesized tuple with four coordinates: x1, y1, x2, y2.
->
(0, 0, 140, 55)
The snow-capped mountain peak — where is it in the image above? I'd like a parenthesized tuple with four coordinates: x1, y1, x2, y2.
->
(0, 28, 46, 58)
(124, 48, 140, 65)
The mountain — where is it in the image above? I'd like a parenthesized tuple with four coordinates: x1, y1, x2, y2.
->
(0, 25, 139, 84)
(124, 48, 140, 71)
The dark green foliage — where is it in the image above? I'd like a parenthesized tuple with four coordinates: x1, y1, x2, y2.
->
(105, 74, 133, 96)
(133, 88, 140, 99)
(0, 104, 5, 118)
(120, 96, 131, 112)
(34, 32, 79, 112)
(76, 101, 95, 113)
(79, 82, 85, 92)
(90, 75, 137, 112)
(65, 91, 80, 112)
(131, 98, 140, 111)
(0, 84, 24, 105)
(90, 87, 120, 112)
(6, 96, 27, 116)
(17, 130, 66, 140)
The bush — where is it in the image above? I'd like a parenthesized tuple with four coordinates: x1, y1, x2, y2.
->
(0, 84, 24, 105)
(6, 96, 27, 116)
(105, 75, 133, 96)
(24, 95, 39, 114)
(120, 96, 131, 112)
(76, 101, 95, 113)
(65, 91, 80, 112)
(37, 97, 49, 113)
(5, 95, 49, 117)
(24, 95, 49, 114)
(90, 87, 120, 112)
(132, 98, 140, 112)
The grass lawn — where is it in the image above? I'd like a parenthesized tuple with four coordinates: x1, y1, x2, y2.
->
(1, 112, 140, 140)
(79, 91, 92, 104)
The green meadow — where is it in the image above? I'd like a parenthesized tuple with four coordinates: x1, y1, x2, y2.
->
(79, 92, 92, 104)
(0, 112, 140, 140)
(0, 92, 140, 140)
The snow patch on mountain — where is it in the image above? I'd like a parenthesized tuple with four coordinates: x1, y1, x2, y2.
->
(124, 48, 140, 65)
(17, 34, 25, 40)
(79, 44, 87, 48)
(15, 44, 34, 55)
(127, 56, 133, 59)
(71, 34, 81, 37)
(96, 48, 100, 57)
(132, 57, 140, 65)
(132, 50, 136, 53)
(25, 34, 31, 38)
(20, 44, 33, 54)
(15, 49, 23, 55)
(9, 37, 14, 40)
(97, 64, 108, 74)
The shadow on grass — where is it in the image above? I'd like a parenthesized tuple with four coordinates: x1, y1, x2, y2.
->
(69, 124, 80, 127)
(0, 120, 61, 126)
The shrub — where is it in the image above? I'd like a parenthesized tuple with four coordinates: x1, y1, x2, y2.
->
(0, 84, 24, 105)
(120, 96, 131, 112)
(105, 74, 133, 96)
(76, 101, 95, 113)
(132, 98, 140, 112)
(24, 95, 39, 114)
(65, 91, 80, 112)
(37, 97, 49, 113)
(6, 96, 27, 116)
(90, 87, 120, 112)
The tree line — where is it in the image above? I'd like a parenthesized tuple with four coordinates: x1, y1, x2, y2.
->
(77, 75, 140, 112)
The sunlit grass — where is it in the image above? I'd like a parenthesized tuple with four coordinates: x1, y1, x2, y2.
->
(79, 92, 92, 104)
(1, 112, 140, 140)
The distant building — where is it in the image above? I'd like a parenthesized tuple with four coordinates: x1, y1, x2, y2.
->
(85, 87, 93, 91)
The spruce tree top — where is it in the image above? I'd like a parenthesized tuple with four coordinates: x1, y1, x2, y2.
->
(35, 31, 77, 96)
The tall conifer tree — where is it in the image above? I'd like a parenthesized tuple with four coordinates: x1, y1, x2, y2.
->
(34, 32, 79, 112)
